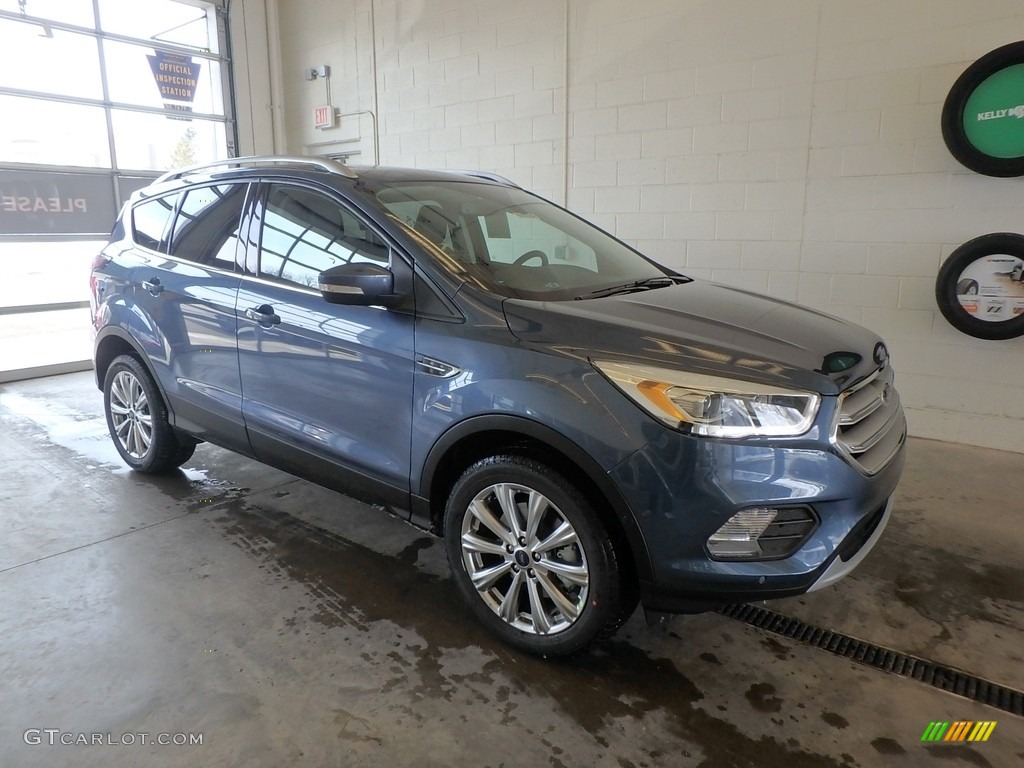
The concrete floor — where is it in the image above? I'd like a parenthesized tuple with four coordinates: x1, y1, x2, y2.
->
(1, 371, 1021, 768)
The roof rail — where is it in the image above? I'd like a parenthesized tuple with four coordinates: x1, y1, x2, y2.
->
(154, 155, 358, 184)
(447, 169, 519, 187)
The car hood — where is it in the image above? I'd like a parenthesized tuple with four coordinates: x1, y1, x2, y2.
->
(502, 281, 886, 395)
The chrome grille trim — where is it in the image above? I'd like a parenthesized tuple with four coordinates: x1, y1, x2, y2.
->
(833, 365, 906, 475)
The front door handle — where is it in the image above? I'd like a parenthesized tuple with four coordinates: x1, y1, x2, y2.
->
(141, 277, 164, 296)
(244, 304, 281, 327)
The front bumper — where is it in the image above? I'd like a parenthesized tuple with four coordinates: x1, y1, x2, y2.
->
(806, 494, 892, 593)
(610, 420, 905, 613)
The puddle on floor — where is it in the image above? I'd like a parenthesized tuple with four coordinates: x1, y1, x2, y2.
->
(205, 495, 855, 768)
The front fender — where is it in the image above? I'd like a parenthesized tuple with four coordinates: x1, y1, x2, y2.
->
(416, 409, 655, 583)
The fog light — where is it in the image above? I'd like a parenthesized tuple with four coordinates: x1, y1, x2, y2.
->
(708, 508, 778, 559)
(707, 506, 818, 560)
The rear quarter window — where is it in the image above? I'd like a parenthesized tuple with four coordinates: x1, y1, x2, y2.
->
(132, 193, 180, 252)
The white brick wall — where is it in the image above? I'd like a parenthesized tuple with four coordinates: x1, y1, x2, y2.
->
(238, 0, 1024, 453)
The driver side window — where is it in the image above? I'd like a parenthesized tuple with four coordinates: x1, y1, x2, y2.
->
(259, 185, 388, 289)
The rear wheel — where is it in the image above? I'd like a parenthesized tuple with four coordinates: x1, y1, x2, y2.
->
(103, 355, 196, 473)
(444, 454, 634, 657)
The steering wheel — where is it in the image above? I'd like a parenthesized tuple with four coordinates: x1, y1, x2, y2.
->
(513, 250, 549, 267)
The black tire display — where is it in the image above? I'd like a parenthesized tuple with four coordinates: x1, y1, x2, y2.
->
(443, 454, 635, 657)
(103, 354, 197, 472)
(941, 41, 1024, 177)
(935, 233, 1024, 340)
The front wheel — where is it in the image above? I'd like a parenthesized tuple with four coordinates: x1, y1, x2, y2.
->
(103, 355, 196, 473)
(443, 454, 634, 657)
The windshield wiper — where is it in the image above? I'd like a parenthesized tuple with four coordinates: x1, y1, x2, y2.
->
(577, 275, 688, 300)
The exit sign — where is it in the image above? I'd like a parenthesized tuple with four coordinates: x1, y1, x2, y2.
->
(314, 105, 334, 129)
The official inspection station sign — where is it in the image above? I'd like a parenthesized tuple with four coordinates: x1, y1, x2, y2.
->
(148, 51, 202, 119)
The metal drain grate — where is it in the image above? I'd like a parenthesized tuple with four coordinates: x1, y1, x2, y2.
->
(719, 603, 1024, 717)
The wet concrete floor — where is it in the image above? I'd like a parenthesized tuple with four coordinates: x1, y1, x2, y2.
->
(1, 371, 1022, 767)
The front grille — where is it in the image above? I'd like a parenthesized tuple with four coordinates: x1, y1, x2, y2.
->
(834, 365, 906, 475)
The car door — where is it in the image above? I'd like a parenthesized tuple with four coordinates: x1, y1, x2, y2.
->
(236, 180, 415, 506)
(129, 182, 249, 451)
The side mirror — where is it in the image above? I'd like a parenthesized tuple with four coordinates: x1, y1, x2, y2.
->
(318, 263, 398, 306)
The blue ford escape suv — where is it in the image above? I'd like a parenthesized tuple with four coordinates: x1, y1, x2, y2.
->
(90, 156, 906, 656)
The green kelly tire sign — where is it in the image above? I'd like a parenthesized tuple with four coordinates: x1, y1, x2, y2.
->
(962, 64, 1024, 158)
(943, 41, 1024, 177)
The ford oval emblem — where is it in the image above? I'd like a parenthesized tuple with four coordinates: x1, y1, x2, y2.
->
(873, 342, 889, 366)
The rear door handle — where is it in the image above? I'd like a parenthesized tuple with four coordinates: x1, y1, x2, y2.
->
(244, 304, 281, 327)
(141, 277, 164, 296)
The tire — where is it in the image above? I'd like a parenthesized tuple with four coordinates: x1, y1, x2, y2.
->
(935, 233, 1024, 340)
(443, 454, 634, 657)
(103, 355, 197, 473)
(941, 41, 1024, 177)
(955, 278, 979, 296)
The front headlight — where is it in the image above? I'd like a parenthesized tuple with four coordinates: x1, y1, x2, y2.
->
(594, 361, 820, 438)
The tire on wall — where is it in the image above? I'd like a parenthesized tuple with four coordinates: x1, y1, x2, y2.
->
(935, 233, 1024, 340)
(941, 41, 1024, 177)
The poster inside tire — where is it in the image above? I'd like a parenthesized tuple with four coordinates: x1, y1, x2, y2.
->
(935, 233, 1024, 340)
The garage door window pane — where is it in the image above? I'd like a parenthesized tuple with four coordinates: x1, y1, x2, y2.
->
(111, 110, 226, 172)
(0, 18, 102, 99)
(0, 239, 102, 308)
(0, 95, 110, 167)
(0, 0, 95, 27)
(103, 39, 223, 116)
(96, 0, 217, 53)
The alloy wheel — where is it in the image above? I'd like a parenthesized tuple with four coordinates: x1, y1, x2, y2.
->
(459, 482, 590, 635)
(108, 369, 153, 460)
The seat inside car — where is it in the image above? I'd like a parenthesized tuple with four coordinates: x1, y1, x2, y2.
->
(413, 203, 475, 262)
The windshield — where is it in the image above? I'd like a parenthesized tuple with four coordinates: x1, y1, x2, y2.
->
(372, 180, 674, 300)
